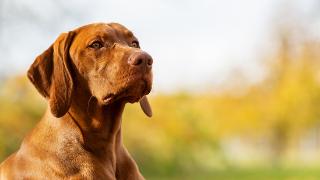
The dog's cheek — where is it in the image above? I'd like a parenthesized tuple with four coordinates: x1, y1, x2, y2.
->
(71, 52, 95, 80)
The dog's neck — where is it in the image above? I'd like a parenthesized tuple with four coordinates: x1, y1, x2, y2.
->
(66, 87, 126, 165)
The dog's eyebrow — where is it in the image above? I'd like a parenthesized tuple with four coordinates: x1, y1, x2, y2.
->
(87, 31, 113, 42)
(87, 36, 103, 44)
(125, 30, 133, 37)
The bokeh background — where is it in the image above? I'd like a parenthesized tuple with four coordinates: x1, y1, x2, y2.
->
(1, 0, 320, 179)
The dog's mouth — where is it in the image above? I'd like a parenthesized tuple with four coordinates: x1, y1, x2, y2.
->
(102, 74, 152, 105)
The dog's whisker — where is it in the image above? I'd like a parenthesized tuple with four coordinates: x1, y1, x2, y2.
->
(87, 95, 95, 117)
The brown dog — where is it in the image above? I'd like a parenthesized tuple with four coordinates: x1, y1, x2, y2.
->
(0, 23, 153, 179)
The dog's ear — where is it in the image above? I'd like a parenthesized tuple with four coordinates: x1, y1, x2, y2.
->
(27, 31, 75, 118)
(139, 96, 152, 117)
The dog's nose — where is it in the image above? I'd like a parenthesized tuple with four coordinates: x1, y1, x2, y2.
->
(128, 51, 153, 69)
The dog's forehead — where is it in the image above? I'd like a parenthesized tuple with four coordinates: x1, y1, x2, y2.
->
(108, 23, 134, 37)
(75, 23, 135, 40)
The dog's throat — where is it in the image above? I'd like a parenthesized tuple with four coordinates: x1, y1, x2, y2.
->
(67, 101, 125, 152)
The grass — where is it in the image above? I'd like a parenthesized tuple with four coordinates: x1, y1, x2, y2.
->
(145, 167, 320, 180)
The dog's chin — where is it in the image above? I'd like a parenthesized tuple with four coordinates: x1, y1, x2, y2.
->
(101, 78, 152, 105)
(123, 79, 152, 103)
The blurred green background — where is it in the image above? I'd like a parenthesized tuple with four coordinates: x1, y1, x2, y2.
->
(1, 0, 320, 179)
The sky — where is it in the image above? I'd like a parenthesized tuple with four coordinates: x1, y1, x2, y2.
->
(0, 0, 319, 92)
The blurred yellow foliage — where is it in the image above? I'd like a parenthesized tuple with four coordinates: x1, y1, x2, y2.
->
(1, 34, 320, 178)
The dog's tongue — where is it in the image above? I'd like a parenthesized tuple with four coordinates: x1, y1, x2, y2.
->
(139, 96, 152, 117)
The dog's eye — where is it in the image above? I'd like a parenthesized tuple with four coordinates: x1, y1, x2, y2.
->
(89, 41, 103, 49)
(132, 41, 139, 48)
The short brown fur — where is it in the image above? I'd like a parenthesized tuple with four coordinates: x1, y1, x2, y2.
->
(0, 22, 153, 180)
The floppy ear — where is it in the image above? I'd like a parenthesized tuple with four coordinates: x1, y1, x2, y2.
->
(139, 96, 152, 117)
(27, 32, 75, 118)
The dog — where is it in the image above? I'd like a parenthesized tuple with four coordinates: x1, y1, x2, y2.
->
(0, 22, 153, 180)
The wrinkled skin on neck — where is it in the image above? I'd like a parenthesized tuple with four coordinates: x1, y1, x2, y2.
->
(65, 83, 130, 179)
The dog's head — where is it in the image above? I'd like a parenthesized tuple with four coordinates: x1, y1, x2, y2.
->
(27, 23, 153, 118)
